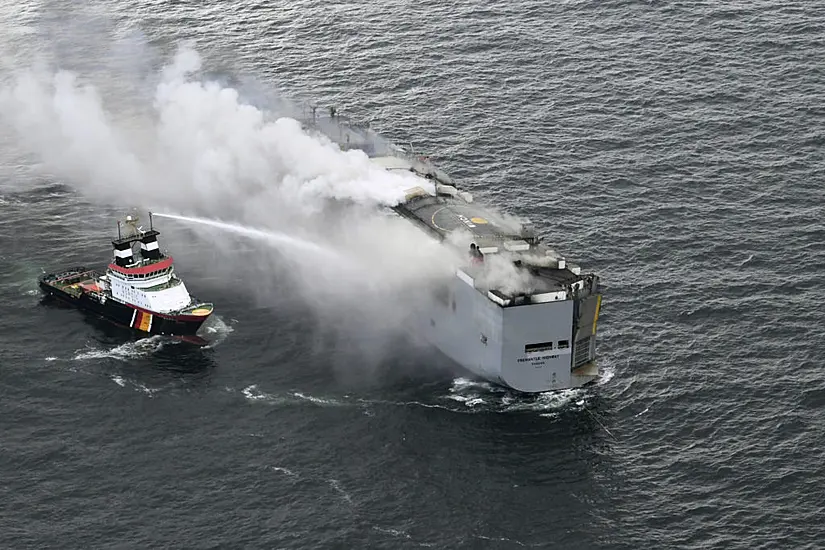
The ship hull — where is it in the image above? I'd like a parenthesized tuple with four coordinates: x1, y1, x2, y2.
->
(416, 271, 602, 393)
(39, 277, 209, 338)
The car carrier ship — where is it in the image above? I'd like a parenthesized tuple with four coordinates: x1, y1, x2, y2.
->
(302, 106, 603, 393)
(39, 213, 213, 339)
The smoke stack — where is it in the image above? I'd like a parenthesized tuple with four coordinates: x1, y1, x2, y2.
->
(140, 233, 161, 260)
(112, 241, 134, 267)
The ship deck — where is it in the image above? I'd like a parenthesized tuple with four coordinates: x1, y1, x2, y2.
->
(303, 108, 594, 298)
(394, 195, 524, 243)
(461, 261, 582, 296)
(41, 268, 102, 298)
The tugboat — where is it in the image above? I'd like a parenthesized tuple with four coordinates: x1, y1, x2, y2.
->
(39, 212, 214, 338)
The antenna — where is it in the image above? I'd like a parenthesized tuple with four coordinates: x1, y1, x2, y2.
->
(117, 221, 121, 240)
(149, 211, 154, 231)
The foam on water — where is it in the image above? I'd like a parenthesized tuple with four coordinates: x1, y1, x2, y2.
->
(234, 378, 596, 418)
(327, 479, 354, 505)
(372, 527, 413, 539)
(106, 373, 162, 395)
(240, 384, 271, 402)
(200, 315, 234, 349)
(444, 376, 590, 415)
(239, 385, 353, 408)
(73, 335, 170, 361)
(271, 466, 298, 478)
(596, 365, 615, 385)
(292, 391, 345, 406)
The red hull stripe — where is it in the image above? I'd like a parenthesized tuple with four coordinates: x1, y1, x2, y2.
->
(108, 256, 174, 275)
(124, 302, 211, 323)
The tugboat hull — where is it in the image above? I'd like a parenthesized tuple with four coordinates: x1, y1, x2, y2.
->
(39, 269, 211, 337)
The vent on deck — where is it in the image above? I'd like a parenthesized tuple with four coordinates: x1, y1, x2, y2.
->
(574, 336, 593, 367)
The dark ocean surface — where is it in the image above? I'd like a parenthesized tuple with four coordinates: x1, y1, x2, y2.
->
(2, 1, 825, 548)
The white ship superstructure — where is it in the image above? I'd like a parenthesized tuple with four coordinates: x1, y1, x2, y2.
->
(303, 107, 602, 392)
(107, 215, 195, 314)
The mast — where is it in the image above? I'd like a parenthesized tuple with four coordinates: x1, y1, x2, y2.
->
(112, 213, 161, 267)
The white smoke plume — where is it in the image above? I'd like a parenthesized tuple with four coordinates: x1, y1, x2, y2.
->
(475, 254, 538, 296)
(0, 39, 464, 315)
(0, 21, 536, 371)
(0, 44, 430, 216)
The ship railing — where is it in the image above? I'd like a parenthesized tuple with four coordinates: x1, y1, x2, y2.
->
(564, 274, 599, 300)
(142, 277, 180, 292)
(175, 299, 213, 315)
(53, 269, 97, 284)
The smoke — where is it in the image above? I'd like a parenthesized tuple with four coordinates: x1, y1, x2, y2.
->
(476, 254, 538, 296)
(0, 19, 538, 382)
(0, 37, 461, 323)
(0, 43, 431, 217)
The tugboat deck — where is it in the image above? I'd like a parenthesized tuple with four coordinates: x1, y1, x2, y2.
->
(42, 268, 101, 298)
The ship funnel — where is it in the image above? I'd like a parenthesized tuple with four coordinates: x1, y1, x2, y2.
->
(113, 238, 135, 267)
(140, 232, 161, 260)
(140, 211, 161, 260)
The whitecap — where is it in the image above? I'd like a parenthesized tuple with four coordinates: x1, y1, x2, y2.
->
(292, 392, 345, 406)
(372, 527, 412, 539)
(327, 479, 353, 504)
(134, 383, 159, 396)
(242, 384, 268, 401)
(271, 466, 298, 478)
(597, 366, 615, 385)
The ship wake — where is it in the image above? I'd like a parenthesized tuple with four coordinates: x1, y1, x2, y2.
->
(444, 378, 591, 417)
(73, 335, 171, 361)
(233, 379, 600, 419)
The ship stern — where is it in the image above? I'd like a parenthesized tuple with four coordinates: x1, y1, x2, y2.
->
(498, 292, 602, 393)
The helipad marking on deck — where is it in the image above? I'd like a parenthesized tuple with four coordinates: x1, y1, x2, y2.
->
(431, 207, 484, 231)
